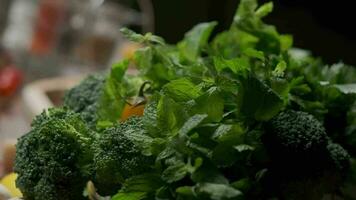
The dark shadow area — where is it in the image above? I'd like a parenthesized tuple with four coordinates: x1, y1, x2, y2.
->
(152, 0, 356, 65)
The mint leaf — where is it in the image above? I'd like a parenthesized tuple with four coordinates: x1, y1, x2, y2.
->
(212, 124, 245, 142)
(179, 114, 208, 136)
(111, 60, 129, 80)
(134, 47, 153, 72)
(212, 142, 240, 167)
(214, 57, 250, 74)
(157, 95, 188, 135)
(237, 74, 284, 121)
(177, 182, 242, 200)
(163, 78, 202, 102)
(196, 183, 243, 200)
(162, 158, 202, 183)
(212, 124, 234, 140)
(191, 163, 229, 184)
(231, 178, 252, 193)
(112, 174, 163, 200)
(122, 174, 163, 193)
(280, 34, 293, 51)
(176, 186, 196, 198)
(234, 144, 255, 152)
(333, 84, 356, 94)
(162, 161, 189, 183)
(233, 0, 291, 54)
(121, 28, 165, 45)
(211, 29, 257, 59)
(179, 22, 218, 61)
(272, 60, 287, 77)
(255, 2, 273, 18)
(190, 87, 224, 123)
(111, 192, 147, 200)
(97, 59, 131, 125)
(120, 27, 146, 43)
(211, 124, 246, 167)
(242, 48, 265, 60)
(134, 46, 175, 84)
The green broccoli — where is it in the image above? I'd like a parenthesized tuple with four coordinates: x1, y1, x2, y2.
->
(263, 110, 329, 173)
(93, 117, 153, 196)
(264, 110, 351, 172)
(63, 74, 106, 128)
(14, 108, 95, 200)
(262, 110, 351, 199)
(326, 142, 350, 172)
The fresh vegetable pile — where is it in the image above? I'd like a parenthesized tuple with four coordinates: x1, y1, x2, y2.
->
(14, 0, 356, 199)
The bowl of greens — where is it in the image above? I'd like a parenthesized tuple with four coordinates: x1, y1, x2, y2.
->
(13, 0, 356, 199)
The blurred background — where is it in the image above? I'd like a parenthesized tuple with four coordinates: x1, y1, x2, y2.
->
(0, 0, 355, 179)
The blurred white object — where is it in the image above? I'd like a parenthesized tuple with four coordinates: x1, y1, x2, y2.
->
(73, 1, 142, 66)
(0, 184, 11, 200)
(21, 68, 137, 120)
(1, 0, 37, 51)
(21, 75, 84, 120)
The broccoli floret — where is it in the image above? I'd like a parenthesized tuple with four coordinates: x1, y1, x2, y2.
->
(93, 117, 153, 196)
(264, 110, 351, 173)
(262, 110, 351, 199)
(326, 142, 351, 172)
(14, 108, 95, 200)
(263, 110, 329, 173)
(63, 74, 106, 128)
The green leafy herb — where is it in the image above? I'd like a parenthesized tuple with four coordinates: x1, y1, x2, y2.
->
(15, 0, 356, 200)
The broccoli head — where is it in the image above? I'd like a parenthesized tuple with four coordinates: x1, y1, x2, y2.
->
(263, 110, 329, 173)
(93, 117, 153, 196)
(326, 142, 350, 172)
(262, 110, 351, 199)
(63, 74, 106, 128)
(14, 108, 95, 200)
(276, 143, 351, 200)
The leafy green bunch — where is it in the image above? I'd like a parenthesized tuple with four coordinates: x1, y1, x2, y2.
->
(14, 0, 356, 199)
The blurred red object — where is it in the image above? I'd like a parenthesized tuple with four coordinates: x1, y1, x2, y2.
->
(0, 66, 23, 97)
(30, 0, 65, 55)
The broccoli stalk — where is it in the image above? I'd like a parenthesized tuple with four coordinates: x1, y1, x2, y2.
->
(14, 108, 95, 200)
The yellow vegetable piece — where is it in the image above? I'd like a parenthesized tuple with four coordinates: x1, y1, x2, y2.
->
(0, 173, 22, 197)
(120, 103, 145, 121)
(120, 42, 141, 60)
(120, 81, 150, 122)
